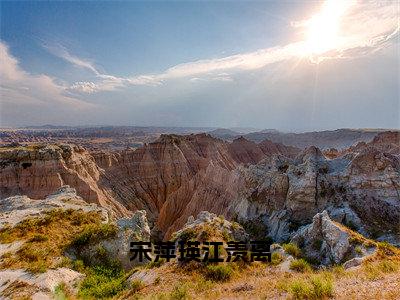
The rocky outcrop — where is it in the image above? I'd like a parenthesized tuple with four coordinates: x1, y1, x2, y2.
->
(0, 268, 84, 300)
(68, 209, 151, 270)
(230, 140, 400, 244)
(291, 211, 375, 265)
(172, 211, 249, 242)
(0, 186, 109, 229)
(0, 187, 151, 272)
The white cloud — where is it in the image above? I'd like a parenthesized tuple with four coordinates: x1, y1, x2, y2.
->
(43, 43, 100, 75)
(0, 41, 96, 125)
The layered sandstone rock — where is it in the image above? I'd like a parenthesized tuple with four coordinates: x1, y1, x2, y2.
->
(0, 145, 129, 216)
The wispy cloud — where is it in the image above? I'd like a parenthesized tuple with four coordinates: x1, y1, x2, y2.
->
(43, 42, 100, 75)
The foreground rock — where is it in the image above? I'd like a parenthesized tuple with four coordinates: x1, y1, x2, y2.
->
(0, 186, 109, 229)
(172, 211, 249, 242)
(0, 268, 83, 300)
(291, 211, 375, 265)
(69, 209, 151, 270)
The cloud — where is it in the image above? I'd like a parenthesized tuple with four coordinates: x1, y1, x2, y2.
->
(43, 43, 100, 75)
(61, 1, 398, 94)
(0, 41, 96, 126)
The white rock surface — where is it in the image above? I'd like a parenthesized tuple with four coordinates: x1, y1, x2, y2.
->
(0, 268, 84, 299)
(0, 186, 109, 229)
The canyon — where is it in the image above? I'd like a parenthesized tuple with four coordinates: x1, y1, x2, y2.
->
(0, 130, 399, 245)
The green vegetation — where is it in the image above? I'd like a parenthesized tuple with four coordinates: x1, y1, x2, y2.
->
(71, 223, 117, 247)
(288, 274, 334, 299)
(130, 279, 145, 292)
(204, 264, 234, 282)
(283, 243, 302, 258)
(146, 258, 165, 269)
(363, 259, 400, 280)
(0, 209, 107, 273)
(77, 261, 127, 299)
(271, 252, 284, 265)
(289, 259, 312, 273)
(169, 283, 189, 300)
(54, 283, 71, 300)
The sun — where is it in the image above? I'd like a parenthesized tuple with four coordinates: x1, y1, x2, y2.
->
(303, 0, 354, 55)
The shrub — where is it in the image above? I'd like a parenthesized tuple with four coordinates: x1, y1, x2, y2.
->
(29, 234, 49, 242)
(283, 243, 302, 258)
(204, 264, 234, 282)
(78, 262, 126, 299)
(71, 223, 117, 247)
(289, 259, 312, 273)
(289, 278, 313, 299)
(54, 283, 71, 300)
(271, 252, 284, 265)
(288, 274, 334, 299)
(146, 258, 165, 268)
(130, 279, 144, 292)
(310, 274, 334, 298)
(169, 283, 189, 300)
(355, 246, 363, 255)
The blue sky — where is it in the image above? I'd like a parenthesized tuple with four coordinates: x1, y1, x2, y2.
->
(0, 0, 399, 131)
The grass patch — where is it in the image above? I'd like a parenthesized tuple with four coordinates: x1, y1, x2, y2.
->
(271, 252, 284, 265)
(204, 264, 234, 282)
(71, 223, 117, 247)
(289, 259, 312, 273)
(0, 209, 107, 273)
(146, 258, 166, 269)
(169, 282, 190, 300)
(288, 273, 334, 299)
(77, 261, 127, 299)
(283, 243, 302, 258)
(54, 283, 73, 300)
(355, 246, 363, 255)
(363, 259, 400, 280)
(130, 279, 144, 292)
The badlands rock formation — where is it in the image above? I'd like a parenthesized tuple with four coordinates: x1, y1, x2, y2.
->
(0, 131, 399, 244)
(0, 134, 299, 239)
(233, 131, 400, 244)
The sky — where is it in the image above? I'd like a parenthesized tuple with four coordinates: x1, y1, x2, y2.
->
(0, 0, 399, 131)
